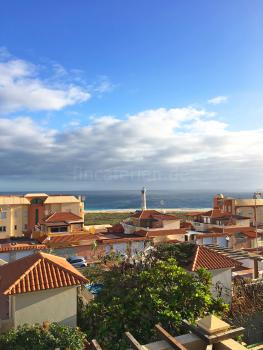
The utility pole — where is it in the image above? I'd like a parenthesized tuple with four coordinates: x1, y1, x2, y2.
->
(253, 191, 261, 253)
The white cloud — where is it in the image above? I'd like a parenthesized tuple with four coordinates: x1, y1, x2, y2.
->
(208, 96, 228, 105)
(93, 76, 115, 94)
(0, 56, 90, 113)
(1, 106, 263, 189)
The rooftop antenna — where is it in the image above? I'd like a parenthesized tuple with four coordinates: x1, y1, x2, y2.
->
(141, 187, 147, 210)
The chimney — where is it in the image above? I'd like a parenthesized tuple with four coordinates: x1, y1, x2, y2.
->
(141, 187, 147, 210)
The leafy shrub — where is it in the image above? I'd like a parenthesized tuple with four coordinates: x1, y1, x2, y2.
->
(79, 257, 226, 350)
(0, 322, 86, 350)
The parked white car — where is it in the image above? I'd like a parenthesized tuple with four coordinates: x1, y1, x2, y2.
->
(67, 256, 87, 268)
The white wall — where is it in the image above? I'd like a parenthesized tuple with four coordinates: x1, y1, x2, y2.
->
(14, 286, 77, 328)
(0, 249, 39, 263)
(162, 220, 180, 229)
(210, 268, 232, 304)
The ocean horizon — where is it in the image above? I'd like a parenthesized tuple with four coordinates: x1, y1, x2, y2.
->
(0, 190, 255, 211)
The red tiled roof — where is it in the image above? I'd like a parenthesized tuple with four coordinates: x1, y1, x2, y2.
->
(195, 232, 228, 238)
(209, 227, 261, 238)
(98, 235, 149, 244)
(130, 210, 178, 221)
(201, 209, 230, 219)
(107, 223, 124, 234)
(180, 222, 194, 229)
(199, 209, 250, 220)
(188, 245, 241, 272)
(138, 228, 187, 238)
(39, 233, 97, 245)
(40, 212, 83, 224)
(0, 252, 88, 295)
(0, 243, 47, 252)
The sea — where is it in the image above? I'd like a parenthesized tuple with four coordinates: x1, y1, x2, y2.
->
(0, 190, 255, 211)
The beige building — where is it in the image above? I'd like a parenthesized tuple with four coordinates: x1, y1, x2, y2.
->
(122, 209, 180, 234)
(187, 208, 251, 233)
(0, 193, 84, 239)
(0, 252, 87, 333)
(0, 196, 29, 239)
(214, 193, 263, 226)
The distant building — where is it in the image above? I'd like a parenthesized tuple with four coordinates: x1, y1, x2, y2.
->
(122, 209, 181, 233)
(175, 244, 241, 304)
(187, 209, 251, 232)
(0, 193, 84, 239)
(0, 252, 87, 333)
(0, 242, 47, 263)
(39, 212, 84, 235)
(186, 208, 263, 249)
(213, 193, 263, 226)
(193, 227, 263, 250)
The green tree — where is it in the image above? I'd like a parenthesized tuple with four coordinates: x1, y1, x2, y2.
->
(79, 258, 226, 350)
(0, 323, 87, 350)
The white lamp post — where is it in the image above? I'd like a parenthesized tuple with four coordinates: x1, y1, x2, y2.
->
(253, 191, 261, 253)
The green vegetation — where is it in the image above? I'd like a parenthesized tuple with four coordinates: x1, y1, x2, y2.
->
(150, 242, 196, 266)
(84, 211, 188, 226)
(84, 212, 131, 225)
(0, 323, 87, 350)
(78, 245, 226, 350)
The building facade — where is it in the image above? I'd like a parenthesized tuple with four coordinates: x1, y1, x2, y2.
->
(0, 194, 84, 239)
(0, 252, 87, 333)
(214, 193, 263, 226)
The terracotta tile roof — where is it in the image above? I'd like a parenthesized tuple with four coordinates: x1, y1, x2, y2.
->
(209, 227, 262, 238)
(200, 209, 250, 220)
(143, 228, 187, 238)
(130, 210, 178, 221)
(195, 232, 228, 238)
(201, 209, 231, 219)
(0, 243, 47, 252)
(98, 235, 149, 244)
(187, 245, 241, 272)
(40, 212, 83, 224)
(180, 221, 194, 229)
(39, 233, 97, 245)
(107, 223, 124, 234)
(0, 252, 88, 295)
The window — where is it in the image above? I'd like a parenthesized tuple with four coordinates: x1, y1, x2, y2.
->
(24, 224, 27, 230)
(0, 226, 6, 232)
(0, 211, 7, 219)
(35, 209, 39, 225)
(31, 198, 43, 204)
(14, 225, 17, 230)
(50, 226, 68, 233)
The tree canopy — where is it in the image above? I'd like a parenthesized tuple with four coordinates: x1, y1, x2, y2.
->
(0, 322, 87, 350)
(79, 252, 226, 350)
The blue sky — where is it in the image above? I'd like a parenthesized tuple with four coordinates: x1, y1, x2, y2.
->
(0, 1, 263, 190)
